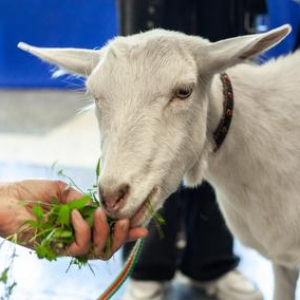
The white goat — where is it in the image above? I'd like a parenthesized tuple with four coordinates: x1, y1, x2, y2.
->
(19, 25, 300, 299)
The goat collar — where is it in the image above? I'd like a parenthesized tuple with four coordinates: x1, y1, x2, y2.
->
(213, 73, 234, 152)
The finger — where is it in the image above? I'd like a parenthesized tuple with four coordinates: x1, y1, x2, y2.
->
(64, 188, 85, 203)
(64, 209, 91, 257)
(110, 219, 130, 254)
(93, 208, 110, 258)
(57, 181, 85, 204)
(127, 227, 149, 242)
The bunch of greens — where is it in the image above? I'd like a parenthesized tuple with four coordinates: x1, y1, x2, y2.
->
(21, 194, 99, 264)
(9, 159, 165, 267)
(1, 160, 166, 300)
(8, 160, 104, 268)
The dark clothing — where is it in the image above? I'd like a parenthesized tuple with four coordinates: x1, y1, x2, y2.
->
(180, 184, 239, 281)
(123, 183, 239, 282)
(118, 0, 266, 282)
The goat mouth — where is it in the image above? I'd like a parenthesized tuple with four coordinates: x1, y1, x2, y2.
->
(130, 187, 159, 228)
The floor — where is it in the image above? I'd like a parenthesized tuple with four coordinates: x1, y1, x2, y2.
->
(0, 90, 279, 300)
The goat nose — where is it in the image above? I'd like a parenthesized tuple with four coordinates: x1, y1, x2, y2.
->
(99, 183, 130, 212)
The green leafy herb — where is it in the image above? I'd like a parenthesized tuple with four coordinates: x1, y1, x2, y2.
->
(66, 195, 90, 210)
(146, 199, 166, 239)
(56, 205, 71, 226)
(10, 158, 165, 270)
(96, 158, 101, 179)
(1, 157, 169, 300)
(32, 205, 44, 223)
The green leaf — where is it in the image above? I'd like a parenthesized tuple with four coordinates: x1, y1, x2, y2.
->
(47, 206, 60, 225)
(47, 251, 57, 261)
(0, 268, 9, 283)
(40, 222, 53, 230)
(67, 195, 90, 210)
(35, 244, 48, 259)
(96, 158, 101, 178)
(146, 200, 166, 225)
(57, 205, 70, 226)
(51, 197, 59, 205)
(36, 244, 56, 261)
(79, 206, 96, 227)
(57, 169, 64, 177)
(53, 229, 73, 239)
(23, 219, 39, 228)
(153, 211, 166, 225)
(32, 205, 44, 223)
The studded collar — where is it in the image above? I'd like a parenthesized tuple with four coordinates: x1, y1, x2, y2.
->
(213, 73, 234, 152)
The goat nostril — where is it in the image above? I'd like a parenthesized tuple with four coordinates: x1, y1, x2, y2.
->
(117, 184, 130, 203)
(99, 183, 130, 210)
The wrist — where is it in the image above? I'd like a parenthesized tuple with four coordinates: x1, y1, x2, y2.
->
(0, 182, 20, 238)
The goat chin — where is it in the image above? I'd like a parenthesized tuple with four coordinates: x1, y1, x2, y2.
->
(183, 164, 205, 187)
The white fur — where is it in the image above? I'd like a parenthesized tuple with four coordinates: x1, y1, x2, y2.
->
(19, 25, 300, 299)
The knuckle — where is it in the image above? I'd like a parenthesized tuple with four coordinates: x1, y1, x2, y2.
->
(93, 247, 112, 261)
(56, 180, 67, 190)
(75, 248, 89, 257)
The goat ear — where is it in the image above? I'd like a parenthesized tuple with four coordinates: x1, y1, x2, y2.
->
(18, 42, 101, 77)
(207, 24, 291, 72)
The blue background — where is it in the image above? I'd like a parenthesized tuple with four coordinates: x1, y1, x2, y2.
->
(0, 0, 117, 88)
(1, 0, 300, 88)
(266, 0, 300, 58)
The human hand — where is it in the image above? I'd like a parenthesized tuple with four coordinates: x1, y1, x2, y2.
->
(0, 179, 148, 260)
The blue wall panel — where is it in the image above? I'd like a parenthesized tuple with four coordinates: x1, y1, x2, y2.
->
(266, 0, 300, 58)
(0, 0, 117, 88)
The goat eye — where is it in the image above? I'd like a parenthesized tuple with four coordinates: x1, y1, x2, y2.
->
(174, 87, 193, 100)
